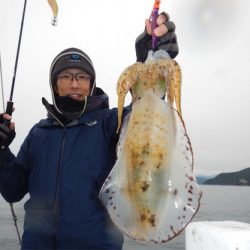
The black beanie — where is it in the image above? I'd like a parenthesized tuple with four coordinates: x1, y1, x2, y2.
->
(50, 48, 96, 94)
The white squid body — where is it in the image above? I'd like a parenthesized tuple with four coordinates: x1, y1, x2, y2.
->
(99, 52, 202, 244)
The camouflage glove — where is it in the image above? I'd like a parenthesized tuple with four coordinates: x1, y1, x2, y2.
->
(135, 12, 179, 62)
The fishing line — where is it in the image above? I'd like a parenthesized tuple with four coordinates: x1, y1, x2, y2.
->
(9, 203, 22, 244)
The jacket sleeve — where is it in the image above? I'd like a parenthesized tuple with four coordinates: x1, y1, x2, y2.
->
(0, 131, 32, 203)
(104, 105, 132, 144)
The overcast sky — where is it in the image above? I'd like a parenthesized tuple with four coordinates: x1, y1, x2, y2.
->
(0, 0, 250, 176)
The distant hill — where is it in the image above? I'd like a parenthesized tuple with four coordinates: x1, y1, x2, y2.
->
(196, 175, 215, 184)
(204, 167, 250, 186)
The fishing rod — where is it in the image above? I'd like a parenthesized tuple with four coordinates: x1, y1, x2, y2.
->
(3, 0, 28, 128)
(2, 0, 58, 125)
(0, 0, 27, 167)
(3, 0, 58, 125)
(0, 0, 28, 245)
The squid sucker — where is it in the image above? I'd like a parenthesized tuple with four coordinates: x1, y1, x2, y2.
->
(99, 51, 202, 244)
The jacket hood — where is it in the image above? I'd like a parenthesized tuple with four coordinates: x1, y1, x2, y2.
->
(49, 48, 96, 117)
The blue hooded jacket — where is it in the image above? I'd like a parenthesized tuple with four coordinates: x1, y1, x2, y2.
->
(0, 88, 129, 250)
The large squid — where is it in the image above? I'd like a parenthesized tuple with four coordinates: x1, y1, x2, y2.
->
(99, 51, 202, 244)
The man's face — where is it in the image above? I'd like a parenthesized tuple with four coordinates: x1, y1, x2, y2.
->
(55, 68, 91, 101)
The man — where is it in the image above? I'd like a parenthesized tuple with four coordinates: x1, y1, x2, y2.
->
(0, 13, 178, 250)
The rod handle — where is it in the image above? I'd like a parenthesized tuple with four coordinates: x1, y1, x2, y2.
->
(3, 101, 13, 127)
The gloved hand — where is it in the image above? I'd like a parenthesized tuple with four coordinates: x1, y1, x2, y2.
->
(135, 12, 179, 62)
(0, 113, 16, 149)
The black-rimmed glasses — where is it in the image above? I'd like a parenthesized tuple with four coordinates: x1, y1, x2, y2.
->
(58, 72, 91, 83)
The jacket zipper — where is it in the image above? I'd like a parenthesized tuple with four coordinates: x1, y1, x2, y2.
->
(46, 108, 66, 214)
(54, 128, 66, 216)
(47, 105, 66, 219)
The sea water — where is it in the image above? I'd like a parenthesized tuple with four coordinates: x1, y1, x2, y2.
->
(0, 185, 250, 250)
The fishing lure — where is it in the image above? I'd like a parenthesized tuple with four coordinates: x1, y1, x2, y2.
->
(150, 0, 161, 51)
(99, 49, 202, 244)
(47, 0, 58, 25)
